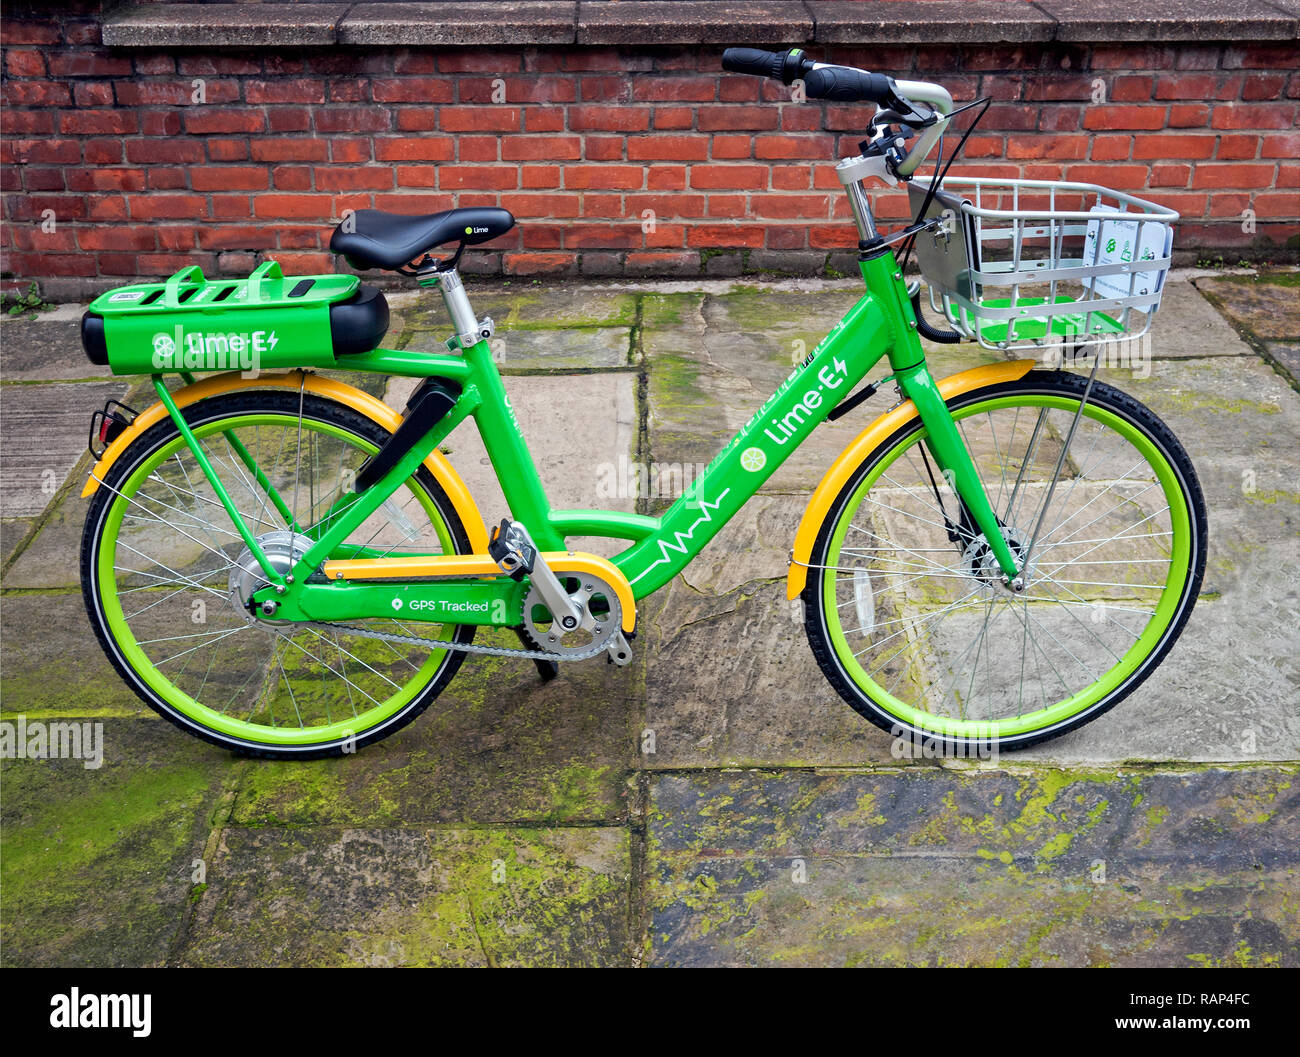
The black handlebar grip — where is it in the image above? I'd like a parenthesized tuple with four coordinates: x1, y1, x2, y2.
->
(721, 48, 785, 79)
(803, 66, 897, 104)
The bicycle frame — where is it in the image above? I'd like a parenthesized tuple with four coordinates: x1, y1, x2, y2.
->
(163, 244, 1025, 629)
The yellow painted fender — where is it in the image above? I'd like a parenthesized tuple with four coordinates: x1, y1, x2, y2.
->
(81, 370, 489, 553)
(787, 360, 1036, 600)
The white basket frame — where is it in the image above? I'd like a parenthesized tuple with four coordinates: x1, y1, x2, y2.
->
(909, 176, 1178, 352)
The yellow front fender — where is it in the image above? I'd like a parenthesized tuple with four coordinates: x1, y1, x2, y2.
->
(786, 360, 1036, 600)
(81, 370, 489, 553)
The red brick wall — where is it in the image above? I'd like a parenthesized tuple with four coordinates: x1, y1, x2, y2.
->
(2, 15, 1298, 296)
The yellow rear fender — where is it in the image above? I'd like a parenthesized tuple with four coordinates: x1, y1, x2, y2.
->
(787, 360, 1036, 600)
(81, 370, 489, 553)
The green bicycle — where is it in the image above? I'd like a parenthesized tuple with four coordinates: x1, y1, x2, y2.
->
(78, 49, 1206, 758)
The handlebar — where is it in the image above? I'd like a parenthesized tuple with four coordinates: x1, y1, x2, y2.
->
(721, 47, 807, 84)
(802, 66, 898, 105)
(722, 46, 897, 104)
(720, 47, 954, 178)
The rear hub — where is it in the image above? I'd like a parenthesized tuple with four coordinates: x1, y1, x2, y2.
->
(228, 530, 312, 622)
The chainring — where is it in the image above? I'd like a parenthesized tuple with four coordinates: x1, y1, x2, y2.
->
(522, 570, 622, 658)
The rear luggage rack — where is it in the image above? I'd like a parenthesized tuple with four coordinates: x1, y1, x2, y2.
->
(81, 261, 389, 375)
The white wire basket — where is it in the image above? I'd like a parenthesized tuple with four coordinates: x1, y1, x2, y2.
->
(907, 176, 1178, 353)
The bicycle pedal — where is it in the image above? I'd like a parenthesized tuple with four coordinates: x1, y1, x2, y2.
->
(489, 520, 584, 634)
(488, 518, 536, 580)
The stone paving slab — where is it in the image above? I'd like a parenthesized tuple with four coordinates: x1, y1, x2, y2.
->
(642, 579, 895, 768)
(476, 327, 635, 371)
(399, 325, 633, 371)
(644, 290, 1004, 494)
(1195, 273, 1300, 343)
(1, 518, 34, 567)
(0, 318, 115, 383)
(402, 286, 639, 333)
(3, 274, 1298, 967)
(385, 372, 638, 552)
(179, 824, 630, 967)
(229, 627, 641, 827)
(0, 718, 232, 967)
(1264, 342, 1300, 386)
(0, 383, 130, 519)
(2, 485, 91, 590)
(1147, 280, 1258, 358)
(645, 766, 1299, 967)
(0, 593, 151, 718)
(1010, 353, 1300, 764)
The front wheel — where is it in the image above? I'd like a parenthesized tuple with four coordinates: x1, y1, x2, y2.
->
(803, 370, 1207, 752)
(81, 389, 476, 758)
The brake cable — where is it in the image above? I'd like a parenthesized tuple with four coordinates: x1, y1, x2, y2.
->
(898, 96, 991, 277)
(917, 439, 966, 547)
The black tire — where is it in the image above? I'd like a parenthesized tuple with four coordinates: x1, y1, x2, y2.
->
(802, 370, 1208, 752)
(81, 389, 476, 759)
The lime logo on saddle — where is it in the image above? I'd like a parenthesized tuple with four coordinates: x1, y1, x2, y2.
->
(150, 324, 275, 372)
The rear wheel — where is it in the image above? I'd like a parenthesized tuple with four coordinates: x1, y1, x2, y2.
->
(81, 390, 476, 758)
(803, 371, 1207, 752)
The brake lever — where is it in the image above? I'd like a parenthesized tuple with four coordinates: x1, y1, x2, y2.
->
(873, 108, 937, 128)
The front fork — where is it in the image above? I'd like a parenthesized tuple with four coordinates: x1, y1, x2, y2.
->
(865, 253, 1022, 585)
(896, 362, 1022, 584)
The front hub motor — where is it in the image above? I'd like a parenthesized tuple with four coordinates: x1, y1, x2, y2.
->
(962, 526, 1031, 592)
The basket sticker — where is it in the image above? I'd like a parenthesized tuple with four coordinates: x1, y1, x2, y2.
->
(1083, 207, 1170, 302)
(108, 291, 145, 302)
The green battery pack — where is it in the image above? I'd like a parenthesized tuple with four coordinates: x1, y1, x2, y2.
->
(81, 261, 389, 375)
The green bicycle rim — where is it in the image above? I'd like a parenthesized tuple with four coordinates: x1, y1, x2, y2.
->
(821, 392, 1194, 740)
(96, 412, 456, 747)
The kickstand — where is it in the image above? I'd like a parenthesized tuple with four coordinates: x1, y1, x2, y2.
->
(513, 627, 559, 682)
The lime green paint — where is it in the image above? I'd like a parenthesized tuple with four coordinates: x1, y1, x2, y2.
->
(91, 262, 360, 376)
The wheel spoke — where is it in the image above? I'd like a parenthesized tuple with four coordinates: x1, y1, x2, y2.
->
(814, 382, 1197, 736)
(93, 404, 461, 750)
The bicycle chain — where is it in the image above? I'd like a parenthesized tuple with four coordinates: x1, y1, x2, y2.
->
(297, 621, 612, 663)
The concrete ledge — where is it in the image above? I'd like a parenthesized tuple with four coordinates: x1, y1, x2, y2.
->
(576, 1, 811, 45)
(809, 1, 1056, 44)
(99, 0, 1300, 48)
(1033, 0, 1300, 41)
(101, 3, 347, 47)
(339, 2, 578, 46)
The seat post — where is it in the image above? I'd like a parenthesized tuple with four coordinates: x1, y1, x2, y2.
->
(434, 268, 482, 347)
